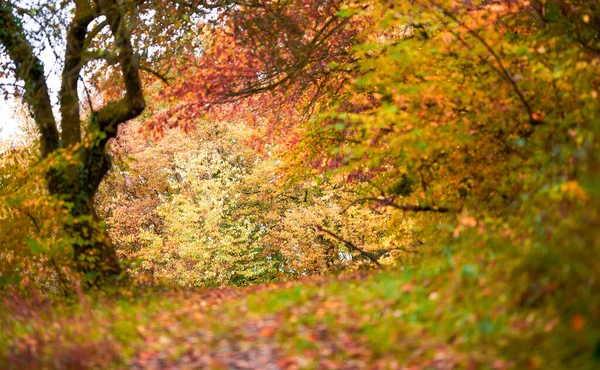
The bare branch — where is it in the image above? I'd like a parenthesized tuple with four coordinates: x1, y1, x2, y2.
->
(314, 225, 381, 266)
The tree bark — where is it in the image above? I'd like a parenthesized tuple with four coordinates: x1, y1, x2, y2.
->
(58, 178, 123, 287)
(45, 128, 123, 287)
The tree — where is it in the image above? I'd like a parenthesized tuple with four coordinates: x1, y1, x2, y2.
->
(0, 0, 361, 288)
(0, 0, 226, 286)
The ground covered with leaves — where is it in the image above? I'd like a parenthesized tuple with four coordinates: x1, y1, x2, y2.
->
(2, 243, 598, 370)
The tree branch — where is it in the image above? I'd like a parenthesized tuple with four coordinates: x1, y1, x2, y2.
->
(314, 225, 381, 266)
(0, 1, 59, 157)
(438, 7, 540, 126)
(60, 1, 98, 147)
(140, 65, 170, 85)
(82, 50, 120, 65)
(83, 19, 109, 49)
(345, 197, 449, 213)
(94, 0, 145, 140)
(80, 76, 95, 113)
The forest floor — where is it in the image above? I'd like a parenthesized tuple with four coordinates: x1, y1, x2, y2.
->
(1, 255, 594, 369)
(0, 269, 484, 369)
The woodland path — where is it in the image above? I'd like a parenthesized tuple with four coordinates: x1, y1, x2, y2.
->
(5, 270, 466, 369)
(128, 271, 389, 370)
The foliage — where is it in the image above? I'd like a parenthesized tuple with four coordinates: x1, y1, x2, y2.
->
(0, 0, 599, 368)
(1, 249, 598, 368)
(99, 118, 278, 287)
(99, 117, 409, 287)
(0, 133, 82, 296)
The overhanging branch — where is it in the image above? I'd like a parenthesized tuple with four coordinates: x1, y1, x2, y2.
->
(140, 65, 170, 85)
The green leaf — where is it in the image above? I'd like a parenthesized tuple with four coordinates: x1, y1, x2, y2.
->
(461, 264, 478, 279)
(336, 8, 357, 19)
(26, 237, 44, 254)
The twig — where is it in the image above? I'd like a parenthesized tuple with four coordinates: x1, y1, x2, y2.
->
(50, 257, 71, 297)
(80, 77, 96, 113)
(20, 208, 41, 233)
(375, 247, 419, 257)
(140, 65, 171, 85)
(314, 225, 381, 266)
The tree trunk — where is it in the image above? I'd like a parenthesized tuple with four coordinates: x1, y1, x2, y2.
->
(67, 195, 122, 287)
(48, 138, 123, 288)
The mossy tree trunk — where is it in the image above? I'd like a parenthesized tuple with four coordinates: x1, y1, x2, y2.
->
(1, 0, 145, 287)
(46, 132, 124, 286)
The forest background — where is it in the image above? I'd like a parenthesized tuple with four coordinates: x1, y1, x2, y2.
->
(0, 0, 599, 368)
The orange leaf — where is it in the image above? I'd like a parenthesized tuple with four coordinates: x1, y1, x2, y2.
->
(571, 315, 585, 331)
(260, 326, 275, 337)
